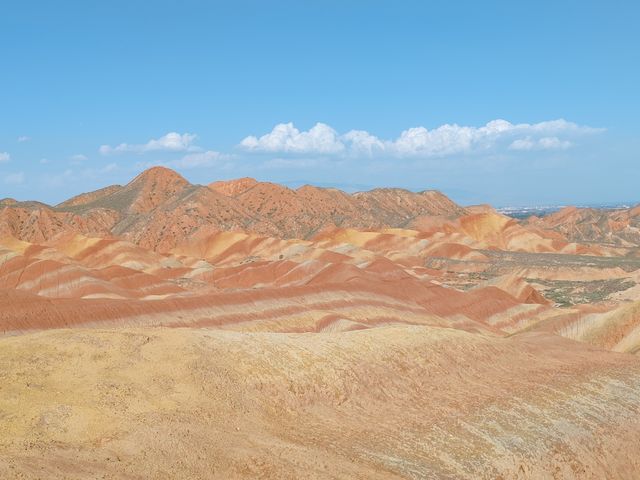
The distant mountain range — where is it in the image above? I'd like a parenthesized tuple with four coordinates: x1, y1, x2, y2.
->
(0, 166, 464, 251)
(498, 202, 638, 219)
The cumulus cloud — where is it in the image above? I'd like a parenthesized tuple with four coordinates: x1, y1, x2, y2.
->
(17, 136, 30, 143)
(0, 152, 9, 163)
(4, 172, 24, 185)
(509, 136, 572, 151)
(342, 130, 385, 155)
(240, 122, 344, 154)
(240, 119, 602, 158)
(508, 138, 535, 151)
(100, 132, 198, 155)
(539, 137, 572, 149)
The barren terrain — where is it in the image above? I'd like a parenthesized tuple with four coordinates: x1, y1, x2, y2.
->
(2, 167, 640, 478)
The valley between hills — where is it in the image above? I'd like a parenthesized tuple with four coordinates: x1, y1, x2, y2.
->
(2, 166, 640, 479)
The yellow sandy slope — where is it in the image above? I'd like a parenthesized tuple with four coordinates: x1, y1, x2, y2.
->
(1, 326, 640, 479)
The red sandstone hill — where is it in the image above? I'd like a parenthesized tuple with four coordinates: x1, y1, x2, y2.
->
(0, 167, 466, 250)
(525, 205, 640, 247)
(210, 176, 466, 238)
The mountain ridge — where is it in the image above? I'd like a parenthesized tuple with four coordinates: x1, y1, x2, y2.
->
(0, 167, 467, 249)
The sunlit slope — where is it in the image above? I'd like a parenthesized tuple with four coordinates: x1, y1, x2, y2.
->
(1, 326, 639, 479)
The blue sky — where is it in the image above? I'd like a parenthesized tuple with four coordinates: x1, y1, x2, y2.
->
(1, 1, 638, 206)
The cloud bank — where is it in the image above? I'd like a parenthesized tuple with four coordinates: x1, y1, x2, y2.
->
(240, 119, 602, 157)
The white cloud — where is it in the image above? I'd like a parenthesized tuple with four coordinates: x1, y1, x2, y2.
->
(240, 119, 602, 157)
(70, 154, 88, 163)
(4, 172, 24, 185)
(509, 136, 572, 151)
(392, 125, 476, 156)
(0, 152, 9, 163)
(240, 122, 344, 154)
(539, 137, 572, 149)
(342, 130, 385, 155)
(508, 137, 535, 150)
(526, 119, 602, 134)
(17, 136, 30, 143)
(100, 132, 198, 155)
(39, 158, 50, 164)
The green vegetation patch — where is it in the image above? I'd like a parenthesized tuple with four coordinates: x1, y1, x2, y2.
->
(528, 278, 636, 307)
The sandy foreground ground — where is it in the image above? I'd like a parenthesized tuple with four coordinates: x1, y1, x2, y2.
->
(1, 325, 640, 479)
